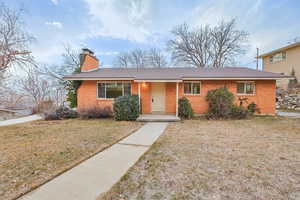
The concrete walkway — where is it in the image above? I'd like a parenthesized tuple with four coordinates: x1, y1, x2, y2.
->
(0, 114, 42, 127)
(137, 114, 180, 122)
(19, 122, 168, 200)
(277, 111, 300, 118)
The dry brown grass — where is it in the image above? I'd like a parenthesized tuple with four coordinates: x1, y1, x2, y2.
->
(0, 119, 142, 200)
(102, 117, 300, 200)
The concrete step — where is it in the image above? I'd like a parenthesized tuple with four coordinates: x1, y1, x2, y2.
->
(137, 114, 180, 122)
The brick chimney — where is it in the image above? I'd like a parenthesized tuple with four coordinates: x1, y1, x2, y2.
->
(79, 48, 100, 72)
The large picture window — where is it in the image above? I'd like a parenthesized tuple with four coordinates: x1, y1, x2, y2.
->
(237, 82, 255, 95)
(97, 82, 131, 99)
(184, 82, 201, 95)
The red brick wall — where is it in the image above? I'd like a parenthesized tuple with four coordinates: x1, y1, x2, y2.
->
(81, 54, 99, 72)
(165, 80, 276, 115)
(77, 81, 113, 112)
(165, 83, 176, 114)
(132, 82, 151, 113)
(77, 80, 276, 115)
(77, 81, 152, 114)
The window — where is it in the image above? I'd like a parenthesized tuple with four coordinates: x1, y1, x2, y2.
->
(237, 82, 255, 95)
(97, 82, 131, 98)
(184, 82, 201, 95)
(269, 52, 286, 63)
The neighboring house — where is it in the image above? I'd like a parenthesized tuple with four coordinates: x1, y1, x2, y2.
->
(64, 49, 289, 116)
(258, 41, 300, 89)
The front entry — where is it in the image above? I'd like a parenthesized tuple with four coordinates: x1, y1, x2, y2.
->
(151, 83, 166, 113)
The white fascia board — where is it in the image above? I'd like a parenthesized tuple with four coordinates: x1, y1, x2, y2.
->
(63, 77, 134, 81)
(182, 77, 291, 80)
(134, 79, 182, 82)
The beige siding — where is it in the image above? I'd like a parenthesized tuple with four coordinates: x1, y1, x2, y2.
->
(263, 45, 300, 88)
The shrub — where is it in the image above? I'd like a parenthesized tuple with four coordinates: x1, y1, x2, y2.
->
(44, 112, 60, 120)
(206, 87, 234, 119)
(55, 106, 78, 119)
(78, 106, 113, 119)
(229, 105, 249, 119)
(178, 97, 194, 119)
(66, 67, 82, 108)
(113, 95, 139, 121)
(44, 106, 78, 120)
(247, 102, 260, 115)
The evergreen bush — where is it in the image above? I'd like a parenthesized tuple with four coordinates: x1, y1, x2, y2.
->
(230, 105, 249, 119)
(247, 102, 260, 115)
(113, 95, 140, 121)
(206, 87, 234, 119)
(178, 97, 194, 119)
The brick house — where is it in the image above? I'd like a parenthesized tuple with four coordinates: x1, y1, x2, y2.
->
(64, 49, 290, 116)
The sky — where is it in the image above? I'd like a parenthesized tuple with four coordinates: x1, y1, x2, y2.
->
(5, 0, 300, 69)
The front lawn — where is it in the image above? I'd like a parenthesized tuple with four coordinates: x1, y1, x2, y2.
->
(101, 117, 300, 200)
(0, 119, 142, 200)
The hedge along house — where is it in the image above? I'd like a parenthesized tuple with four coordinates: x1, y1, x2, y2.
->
(64, 49, 290, 117)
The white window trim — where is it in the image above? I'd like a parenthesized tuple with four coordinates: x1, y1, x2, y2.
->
(183, 81, 201, 95)
(236, 81, 256, 95)
(269, 52, 286, 64)
(96, 81, 131, 99)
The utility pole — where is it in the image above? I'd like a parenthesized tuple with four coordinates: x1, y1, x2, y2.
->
(256, 48, 259, 70)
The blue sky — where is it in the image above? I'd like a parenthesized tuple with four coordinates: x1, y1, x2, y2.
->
(5, 0, 300, 69)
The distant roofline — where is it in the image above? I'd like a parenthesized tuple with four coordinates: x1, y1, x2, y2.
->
(258, 41, 300, 58)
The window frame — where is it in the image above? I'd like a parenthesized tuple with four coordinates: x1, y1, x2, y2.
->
(236, 81, 255, 95)
(183, 81, 201, 95)
(96, 81, 131, 99)
(269, 52, 286, 64)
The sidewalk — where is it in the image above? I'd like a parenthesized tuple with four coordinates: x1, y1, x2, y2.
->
(19, 122, 168, 200)
(0, 114, 42, 127)
(277, 111, 300, 118)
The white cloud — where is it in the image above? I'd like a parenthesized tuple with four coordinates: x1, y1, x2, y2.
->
(51, 0, 59, 5)
(96, 51, 119, 56)
(188, 0, 292, 68)
(83, 0, 153, 43)
(45, 21, 63, 29)
(30, 0, 300, 69)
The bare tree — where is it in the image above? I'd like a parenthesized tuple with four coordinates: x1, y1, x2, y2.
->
(168, 19, 248, 68)
(114, 52, 130, 68)
(0, 2, 34, 72)
(210, 20, 248, 68)
(114, 48, 168, 68)
(38, 44, 80, 81)
(59, 44, 80, 75)
(18, 67, 51, 106)
(147, 48, 167, 68)
(168, 23, 212, 67)
(36, 44, 81, 107)
(129, 49, 147, 68)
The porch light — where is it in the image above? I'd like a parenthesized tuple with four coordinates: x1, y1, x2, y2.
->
(142, 82, 147, 87)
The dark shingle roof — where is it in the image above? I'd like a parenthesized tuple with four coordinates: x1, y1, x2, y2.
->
(63, 67, 290, 80)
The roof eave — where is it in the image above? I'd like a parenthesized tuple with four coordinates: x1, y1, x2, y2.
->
(182, 77, 293, 80)
(63, 76, 293, 81)
(258, 42, 300, 58)
(63, 77, 135, 81)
